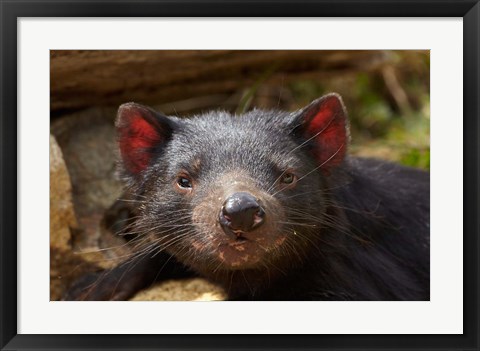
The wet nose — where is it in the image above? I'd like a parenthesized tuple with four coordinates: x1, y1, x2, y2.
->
(219, 192, 265, 235)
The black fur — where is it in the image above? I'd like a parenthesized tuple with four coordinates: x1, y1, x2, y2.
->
(64, 94, 429, 301)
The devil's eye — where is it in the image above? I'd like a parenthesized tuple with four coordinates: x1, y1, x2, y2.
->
(280, 173, 296, 184)
(177, 176, 192, 189)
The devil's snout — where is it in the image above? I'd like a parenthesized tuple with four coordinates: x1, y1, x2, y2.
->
(219, 192, 265, 236)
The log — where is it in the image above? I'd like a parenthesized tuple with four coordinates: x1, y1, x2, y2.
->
(50, 50, 391, 111)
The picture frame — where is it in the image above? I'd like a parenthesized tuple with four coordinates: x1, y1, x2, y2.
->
(1, 1, 478, 350)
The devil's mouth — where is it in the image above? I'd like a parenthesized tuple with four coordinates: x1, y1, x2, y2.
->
(224, 237, 255, 251)
(216, 238, 265, 268)
(216, 231, 289, 269)
(231, 236, 248, 243)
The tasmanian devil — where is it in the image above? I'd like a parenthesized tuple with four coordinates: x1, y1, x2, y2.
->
(64, 93, 430, 301)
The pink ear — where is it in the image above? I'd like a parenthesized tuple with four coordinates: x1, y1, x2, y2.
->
(295, 93, 349, 171)
(116, 103, 172, 174)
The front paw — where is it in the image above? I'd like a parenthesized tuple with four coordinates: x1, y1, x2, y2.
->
(62, 270, 136, 301)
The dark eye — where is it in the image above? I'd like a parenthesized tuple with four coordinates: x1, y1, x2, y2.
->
(280, 173, 296, 184)
(177, 176, 192, 189)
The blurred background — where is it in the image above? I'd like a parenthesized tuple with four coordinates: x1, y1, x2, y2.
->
(49, 50, 429, 300)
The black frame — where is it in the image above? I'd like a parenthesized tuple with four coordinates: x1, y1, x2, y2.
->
(1, 1, 479, 350)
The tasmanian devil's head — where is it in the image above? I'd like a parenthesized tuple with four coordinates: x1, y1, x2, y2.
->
(116, 93, 349, 273)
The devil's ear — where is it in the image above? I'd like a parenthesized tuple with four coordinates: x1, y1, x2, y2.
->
(116, 103, 176, 175)
(292, 93, 349, 172)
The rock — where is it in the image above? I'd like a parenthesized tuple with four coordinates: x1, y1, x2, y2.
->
(51, 108, 125, 256)
(50, 134, 105, 300)
(130, 278, 226, 301)
(50, 134, 77, 250)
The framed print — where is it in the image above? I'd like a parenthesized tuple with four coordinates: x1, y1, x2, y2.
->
(1, 1, 479, 350)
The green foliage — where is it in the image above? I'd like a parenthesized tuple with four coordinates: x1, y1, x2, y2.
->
(401, 148, 430, 169)
(289, 80, 325, 106)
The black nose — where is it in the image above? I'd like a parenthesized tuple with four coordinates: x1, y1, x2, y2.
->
(219, 192, 265, 235)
